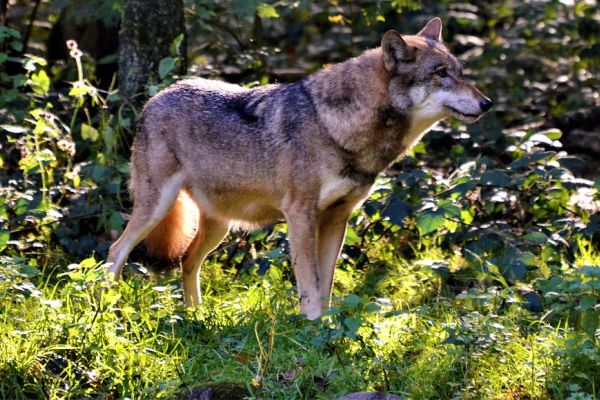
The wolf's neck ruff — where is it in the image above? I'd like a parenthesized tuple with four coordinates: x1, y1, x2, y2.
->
(306, 48, 429, 179)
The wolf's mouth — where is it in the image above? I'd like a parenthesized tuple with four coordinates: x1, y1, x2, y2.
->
(444, 105, 480, 120)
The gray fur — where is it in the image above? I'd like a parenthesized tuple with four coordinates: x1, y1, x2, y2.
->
(107, 18, 492, 319)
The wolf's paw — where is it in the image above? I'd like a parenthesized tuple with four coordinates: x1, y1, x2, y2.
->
(300, 298, 322, 320)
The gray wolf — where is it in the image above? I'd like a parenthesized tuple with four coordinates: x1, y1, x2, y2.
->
(106, 17, 492, 319)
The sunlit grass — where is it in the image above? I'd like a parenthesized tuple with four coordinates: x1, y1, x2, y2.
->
(0, 241, 598, 399)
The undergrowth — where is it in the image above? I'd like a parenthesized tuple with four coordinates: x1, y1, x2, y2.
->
(2, 3, 600, 398)
(1, 241, 598, 399)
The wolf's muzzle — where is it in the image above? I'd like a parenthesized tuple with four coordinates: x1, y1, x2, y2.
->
(479, 97, 493, 113)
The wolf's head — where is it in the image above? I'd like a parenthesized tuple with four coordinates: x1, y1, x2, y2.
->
(382, 18, 492, 125)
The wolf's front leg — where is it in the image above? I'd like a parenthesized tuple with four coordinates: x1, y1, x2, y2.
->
(317, 205, 353, 310)
(285, 206, 322, 320)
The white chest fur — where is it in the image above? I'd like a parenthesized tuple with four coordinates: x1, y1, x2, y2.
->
(318, 168, 374, 211)
(403, 86, 447, 149)
(318, 171, 356, 210)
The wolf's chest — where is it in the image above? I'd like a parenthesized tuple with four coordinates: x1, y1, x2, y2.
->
(318, 170, 372, 211)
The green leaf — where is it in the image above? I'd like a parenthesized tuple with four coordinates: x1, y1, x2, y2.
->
(108, 211, 125, 231)
(233, 0, 259, 16)
(442, 333, 472, 346)
(80, 257, 97, 269)
(411, 141, 426, 154)
(383, 197, 414, 225)
(480, 170, 511, 187)
(103, 126, 116, 149)
(580, 311, 599, 338)
(448, 180, 477, 199)
(344, 226, 360, 246)
(117, 162, 130, 173)
(579, 266, 600, 278)
(257, 4, 279, 18)
(0, 229, 9, 252)
(343, 316, 362, 339)
(69, 85, 91, 97)
(523, 232, 548, 244)
(80, 123, 99, 142)
(510, 151, 555, 169)
(118, 114, 131, 128)
(13, 74, 27, 88)
(416, 209, 445, 235)
(18, 265, 40, 277)
(511, 263, 527, 281)
(147, 85, 159, 96)
(13, 198, 29, 216)
(542, 129, 562, 140)
(0, 27, 20, 40)
(518, 252, 537, 267)
(578, 295, 597, 311)
(523, 292, 543, 312)
(170, 34, 185, 56)
(24, 56, 47, 72)
(321, 305, 341, 317)
(343, 293, 362, 308)
(19, 154, 38, 173)
(158, 57, 176, 79)
(2, 88, 18, 102)
(437, 200, 461, 220)
(364, 302, 381, 313)
(30, 70, 50, 94)
(10, 40, 22, 52)
(583, 215, 600, 236)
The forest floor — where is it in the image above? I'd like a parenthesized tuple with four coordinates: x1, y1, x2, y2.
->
(2, 233, 599, 399)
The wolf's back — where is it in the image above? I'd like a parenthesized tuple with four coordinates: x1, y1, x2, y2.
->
(132, 77, 319, 265)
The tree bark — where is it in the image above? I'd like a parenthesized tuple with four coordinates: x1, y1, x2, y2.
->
(118, 0, 186, 103)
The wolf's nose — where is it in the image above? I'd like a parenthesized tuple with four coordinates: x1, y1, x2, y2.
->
(479, 97, 493, 112)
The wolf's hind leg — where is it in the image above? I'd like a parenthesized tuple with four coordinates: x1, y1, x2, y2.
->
(181, 211, 230, 307)
(106, 173, 185, 281)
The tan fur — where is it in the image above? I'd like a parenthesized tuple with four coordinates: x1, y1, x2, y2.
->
(106, 18, 491, 319)
(144, 190, 198, 261)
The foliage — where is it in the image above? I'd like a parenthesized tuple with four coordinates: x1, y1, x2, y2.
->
(1, 249, 599, 398)
(1, 0, 599, 398)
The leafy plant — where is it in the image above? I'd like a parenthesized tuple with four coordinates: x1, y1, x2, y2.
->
(1, 1, 599, 398)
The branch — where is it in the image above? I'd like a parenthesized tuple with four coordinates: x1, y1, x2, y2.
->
(21, 0, 42, 55)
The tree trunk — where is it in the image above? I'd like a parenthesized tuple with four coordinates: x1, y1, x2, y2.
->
(118, 0, 186, 103)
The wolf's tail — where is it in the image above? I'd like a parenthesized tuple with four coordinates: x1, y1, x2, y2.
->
(144, 190, 199, 264)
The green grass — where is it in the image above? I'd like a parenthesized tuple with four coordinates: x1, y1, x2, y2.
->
(1, 241, 599, 399)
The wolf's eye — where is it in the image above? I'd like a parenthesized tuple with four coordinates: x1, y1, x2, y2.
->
(436, 68, 449, 78)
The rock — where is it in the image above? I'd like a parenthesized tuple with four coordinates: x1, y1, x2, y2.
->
(337, 392, 404, 400)
(182, 382, 248, 400)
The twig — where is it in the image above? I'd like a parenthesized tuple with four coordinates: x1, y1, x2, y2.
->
(1, 0, 9, 27)
(21, 0, 42, 55)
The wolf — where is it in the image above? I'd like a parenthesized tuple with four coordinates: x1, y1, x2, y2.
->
(106, 17, 492, 320)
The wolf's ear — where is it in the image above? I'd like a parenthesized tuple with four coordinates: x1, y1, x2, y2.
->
(417, 17, 443, 42)
(382, 30, 415, 72)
